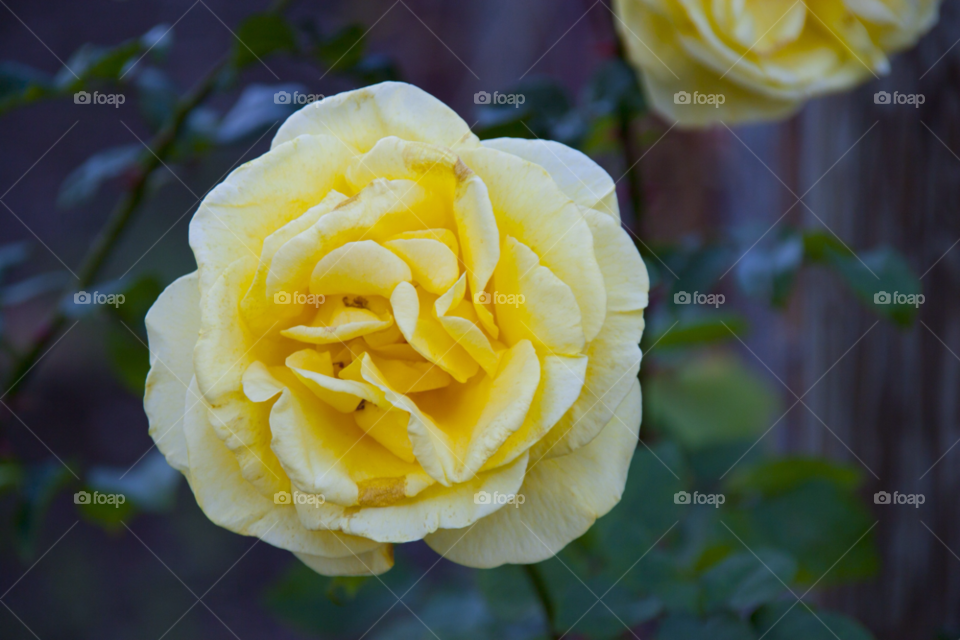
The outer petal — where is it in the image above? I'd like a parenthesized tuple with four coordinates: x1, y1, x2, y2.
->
(295, 547, 394, 577)
(425, 380, 641, 567)
(183, 376, 383, 559)
(481, 138, 619, 220)
(272, 82, 480, 153)
(193, 257, 289, 496)
(144, 272, 200, 474)
(533, 208, 649, 458)
(294, 452, 530, 544)
(189, 134, 354, 296)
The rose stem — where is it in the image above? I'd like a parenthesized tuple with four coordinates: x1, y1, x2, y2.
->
(1, 0, 292, 413)
(522, 562, 560, 639)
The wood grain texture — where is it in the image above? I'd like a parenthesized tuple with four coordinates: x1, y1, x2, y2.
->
(796, 3, 960, 637)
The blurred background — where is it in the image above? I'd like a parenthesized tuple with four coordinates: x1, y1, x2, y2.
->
(1, 1, 958, 639)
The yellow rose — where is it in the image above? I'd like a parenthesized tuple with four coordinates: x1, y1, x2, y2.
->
(144, 82, 649, 576)
(614, 0, 940, 126)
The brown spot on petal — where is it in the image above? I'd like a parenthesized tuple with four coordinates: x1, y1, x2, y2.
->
(343, 295, 369, 309)
(357, 477, 406, 507)
(454, 157, 473, 182)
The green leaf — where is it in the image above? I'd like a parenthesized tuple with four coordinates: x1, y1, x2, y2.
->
(753, 602, 875, 640)
(474, 78, 581, 146)
(105, 324, 150, 393)
(76, 487, 135, 531)
(140, 24, 175, 60)
(369, 588, 495, 640)
(106, 275, 162, 329)
(325, 576, 369, 605)
(725, 458, 863, 500)
(351, 53, 402, 85)
(55, 40, 142, 88)
(645, 314, 749, 351)
(584, 58, 645, 119)
(476, 565, 540, 623)
(722, 480, 878, 585)
(100, 275, 162, 394)
(646, 355, 780, 449)
(737, 234, 803, 307)
(802, 231, 852, 262)
(824, 246, 922, 327)
(0, 271, 71, 306)
(14, 460, 74, 558)
(594, 441, 686, 564)
(0, 61, 54, 112)
(579, 113, 619, 156)
(265, 555, 421, 638)
(232, 13, 297, 69)
(87, 450, 180, 513)
(665, 243, 731, 302)
(135, 68, 179, 131)
(658, 613, 757, 640)
(58, 145, 141, 209)
(536, 558, 661, 639)
(700, 549, 797, 613)
(0, 459, 23, 494)
(0, 241, 32, 281)
(316, 23, 365, 70)
(216, 83, 301, 144)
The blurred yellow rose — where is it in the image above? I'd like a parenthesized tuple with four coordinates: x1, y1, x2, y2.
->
(613, 0, 940, 126)
(143, 82, 649, 576)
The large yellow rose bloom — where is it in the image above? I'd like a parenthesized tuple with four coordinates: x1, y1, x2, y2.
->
(143, 82, 649, 576)
(613, 0, 940, 126)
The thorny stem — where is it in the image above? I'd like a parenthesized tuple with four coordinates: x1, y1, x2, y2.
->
(1, 0, 292, 413)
